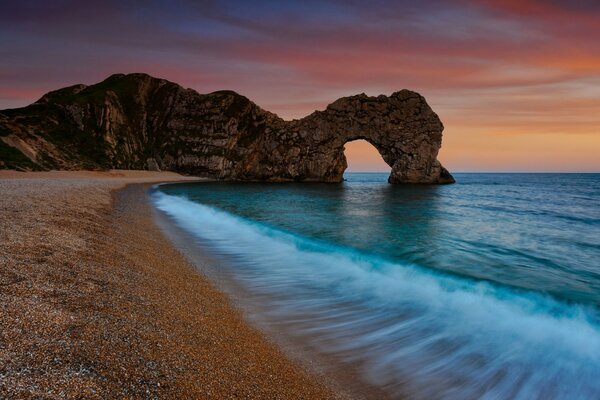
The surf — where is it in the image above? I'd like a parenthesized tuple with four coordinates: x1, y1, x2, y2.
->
(153, 189, 600, 399)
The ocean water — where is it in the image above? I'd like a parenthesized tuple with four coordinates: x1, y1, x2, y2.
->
(153, 173, 600, 399)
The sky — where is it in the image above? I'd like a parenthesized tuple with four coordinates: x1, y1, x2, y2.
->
(1, 0, 599, 172)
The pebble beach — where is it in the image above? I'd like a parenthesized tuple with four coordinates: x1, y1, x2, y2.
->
(0, 170, 338, 399)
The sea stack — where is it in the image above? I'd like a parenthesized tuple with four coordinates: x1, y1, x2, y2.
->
(0, 73, 454, 184)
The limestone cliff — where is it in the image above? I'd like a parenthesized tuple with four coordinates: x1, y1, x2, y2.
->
(0, 73, 454, 183)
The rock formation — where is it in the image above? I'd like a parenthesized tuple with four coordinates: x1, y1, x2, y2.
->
(0, 73, 454, 183)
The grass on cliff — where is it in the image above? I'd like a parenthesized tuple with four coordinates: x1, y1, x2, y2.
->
(0, 139, 40, 170)
(44, 123, 111, 168)
(42, 75, 144, 121)
(0, 124, 10, 137)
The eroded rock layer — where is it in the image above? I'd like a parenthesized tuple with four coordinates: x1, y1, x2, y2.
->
(0, 73, 454, 183)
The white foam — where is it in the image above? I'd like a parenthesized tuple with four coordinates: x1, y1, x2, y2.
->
(154, 191, 600, 399)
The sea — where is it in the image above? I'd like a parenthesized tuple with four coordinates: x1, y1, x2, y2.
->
(152, 173, 600, 399)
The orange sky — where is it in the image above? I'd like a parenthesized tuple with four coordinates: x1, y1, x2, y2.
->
(1, 0, 599, 172)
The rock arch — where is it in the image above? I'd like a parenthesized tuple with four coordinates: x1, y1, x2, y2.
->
(342, 138, 391, 172)
(239, 89, 455, 184)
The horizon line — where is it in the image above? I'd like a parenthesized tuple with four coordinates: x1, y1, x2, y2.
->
(344, 170, 600, 174)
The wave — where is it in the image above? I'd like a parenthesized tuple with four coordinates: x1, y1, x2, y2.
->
(153, 190, 600, 399)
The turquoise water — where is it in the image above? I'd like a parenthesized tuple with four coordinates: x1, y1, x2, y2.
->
(154, 173, 600, 399)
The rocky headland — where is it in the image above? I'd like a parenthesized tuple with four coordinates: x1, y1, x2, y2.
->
(0, 73, 453, 183)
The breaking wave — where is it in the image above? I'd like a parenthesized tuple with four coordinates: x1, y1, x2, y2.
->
(153, 190, 600, 399)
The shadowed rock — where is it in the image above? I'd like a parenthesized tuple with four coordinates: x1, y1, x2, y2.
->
(0, 73, 454, 183)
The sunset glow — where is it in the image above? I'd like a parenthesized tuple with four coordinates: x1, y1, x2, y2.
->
(1, 0, 598, 171)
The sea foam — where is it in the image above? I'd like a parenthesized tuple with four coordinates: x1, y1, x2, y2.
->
(153, 190, 600, 399)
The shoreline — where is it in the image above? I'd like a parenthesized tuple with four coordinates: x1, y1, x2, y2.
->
(150, 184, 390, 400)
(0, 170, 337, 398)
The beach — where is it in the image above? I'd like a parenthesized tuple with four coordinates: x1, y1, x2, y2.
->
(3, 170, 598, 399)
(0, 170, 338, 399)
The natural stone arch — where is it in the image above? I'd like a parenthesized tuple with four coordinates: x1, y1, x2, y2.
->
(342, 138, 391, 173)
(333, 136, 395, 178)
(243, 89, 455, 184)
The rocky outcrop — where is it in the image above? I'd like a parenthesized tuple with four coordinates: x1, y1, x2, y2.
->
(0, 73, 454, 183)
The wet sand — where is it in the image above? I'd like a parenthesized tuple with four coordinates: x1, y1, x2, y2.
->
(0, 170, 338, 399)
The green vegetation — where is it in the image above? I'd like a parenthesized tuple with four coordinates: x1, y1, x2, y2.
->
(43, 123, 110, 168)
(0, 139, 39, 170)
(223, 95, 251, 118)
(210, 90, 241, 96)
(42, 74, 143, 117)
(0, 124, 10, 137)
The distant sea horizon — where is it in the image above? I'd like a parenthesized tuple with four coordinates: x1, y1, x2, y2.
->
(344, 170, 600, 174)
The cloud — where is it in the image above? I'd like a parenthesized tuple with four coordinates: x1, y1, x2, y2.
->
(0, 0, 598, 170)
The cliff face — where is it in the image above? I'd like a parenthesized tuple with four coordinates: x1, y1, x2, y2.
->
(0, 73, 454, 183)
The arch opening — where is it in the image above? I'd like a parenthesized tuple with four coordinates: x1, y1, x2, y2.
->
(343, 139, 392, 177)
